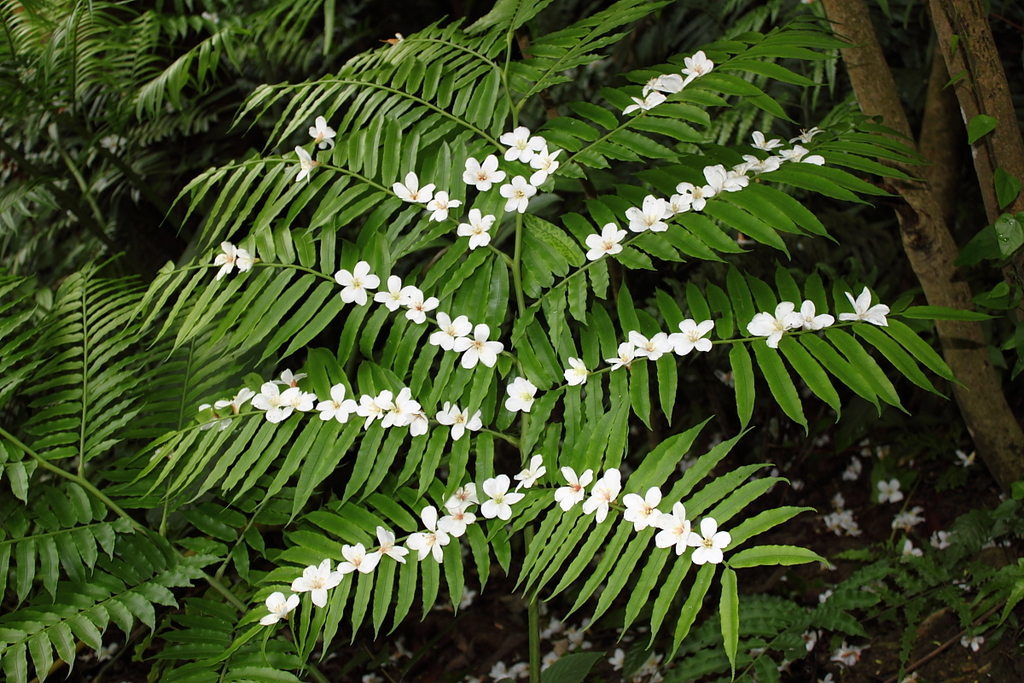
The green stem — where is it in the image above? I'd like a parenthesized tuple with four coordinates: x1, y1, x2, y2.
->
(0, 426, 144, 533)
(203, 571, 247, 613)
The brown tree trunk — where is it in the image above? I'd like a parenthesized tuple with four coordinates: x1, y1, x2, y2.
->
(820, 0, 1024, 493)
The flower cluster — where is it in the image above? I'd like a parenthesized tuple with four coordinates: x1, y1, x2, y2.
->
(556, 466, 732, 565)
(823, 492, 861, 537)
(746, 288, 889, 348)
(624, 50, 715, 114)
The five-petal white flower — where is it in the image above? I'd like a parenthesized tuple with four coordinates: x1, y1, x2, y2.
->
(681, 50, 714, 87)
(582, 469, 621, 523)
(290, 559, 342, 607)
(403, 288, 439, 324)
(335, 261, 381, 305)
(252, 382, 294, 423)
(481, 474, 525, 520)
(393, 171, 435, 203)
(654, 501, 692, 554)
(669, 319, 715, 355)
(429, 312, 473, 350)
(374, 275, 416, 311)
(751, 131, 784, 151)
(504, 377, 537, 413)
(426, 191, 461, 222)
(747, 302, 803, 348)
(688, 517, 731, 565)
(563, 357, 589, 386)
(406, 506, 450, 562)
(643, 73, 684, 95)
(457, 209, 497, 250)
(624, 487, 663, 532)
(499, 127, 546, 163)
(309, 116, 336, 149)
(294, 146, 320, 182)
(605, 341, 636, 370)
(529, 147, 562, 186)
(797, 300, 835, 331)
(629, 331, 673, 360)
(585, 223, 627, 261)
(463, 155, 507, 191)
(435, 402, 482, 441)
(839, 288, 890, 327)
(375, 526, 409, 564)
(338, 543, 381, 574)
(317, 384, 358, 423)
(214, 242, 254, 280)
(451, 323, 504, 368)
(877, 478, 904, 504)
(554, 467, 594, 511)
(625, 195, 670, 233)
(514, 454, 547, 490)
(500, 175, 537, 214)
(623, 91, 666, 115)
(260, 591, 300, 626)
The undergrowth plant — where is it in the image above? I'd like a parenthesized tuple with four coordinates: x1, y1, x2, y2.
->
(0, 1, 983, 681)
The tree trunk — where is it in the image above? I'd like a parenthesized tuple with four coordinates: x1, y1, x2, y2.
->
(820, 0, 1024, 493)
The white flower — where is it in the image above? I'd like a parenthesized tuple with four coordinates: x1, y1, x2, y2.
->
(499, 127, 546, 163)
(653, 501, 692, 553)
(735, 154, 782, 175)
(294, 146, 319, 182)
(540, 617, 565, 640)
(514, 454, 547, 490)
(290, 559, 342, 608)
(309, 116, 336, 149)
(892, 506, 925, 532)
(403, 289, 439, 324)
(666, 193, 692, 215)
(960, 635, 984, 652)
(252, 382, 294, 423)
(335, 261, 381, 305)
(681, 50, 714, 86)
(605, 342, 635, 370)
(843, 456, 863, 481)
(628, 331, 672, 360)
(623, 91, 666, 114)
(445, 483, 480, 510)
(901, 539, 923, 558)
(778, 145, 825, 165)
(260, 592, 300, 626)
(499, 176, 537, 214)
(489, 662, 512, 681)
(956, 449, 976, 467)
(409, 410, 429, 437)
(374, 275, 416, 311)
(877, 478, 904, 504)
(669, 319, 715, 355)
(201, 388, 255, 431)
(930, 530, 952, 549)
(459, 587, 478, 611)
(281, 387, 317, 414)
(375, 526, 409, 564)
(457, 209, 497, 250)
(790, 127, 824, 144)
(688, 517, 731, 565)
(357, 390, 393, 429)
(585, 223, 626, 261)
(643, 73, 684, 95)
(563, 357, 588, 386)
(529, 147, 562, 186)
(608, 648, 625, 671)
(429, 312, 473, 350)
(674, 176, 717, 212)
(797, 300, 835, 331)
(435, 402, 482, 441)
(274, 369, 307, 387)
(406, 506, 450, 562)
(703, 164, 745, 194)
(802, 630, 819, 652)
(393, 171, 435, 203)
(451, 323, 503, 369)
(214, 242, 254, 280)
(624, 487, 663, 532)
(625, 195, 669, 233)
(481, 474, 525, 520)
(317, 384, 358, 423)
(382, 387, 420, 429)
(746, 302, 802, 348)
(504, 377, 537, 413)
(830, 641, 867, 667)
(338, 543, 381, 574)
(463, 155, 507, 191)
(751, 131, 784, 151)
(438, 506, 476, 538)
(581, 468, 621, 523)
(426, 191, 461, 222)
(554, 467, 593, 511)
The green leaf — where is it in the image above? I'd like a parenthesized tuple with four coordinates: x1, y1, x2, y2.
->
(540, 652, 605, 683)
(824, 329, 903, 411)
(899, 306, 993, 321)
(720, 567, 739, 679)
(994, 213, 1024, 258)
(994, 168, 1021, 210)
(671, 562, 714, 655)
(752, 343, 807, 431)
(883, 319, 958, 382)
(728, 545, 824, 568)
(729, 344, 754, 429)
(777, 336, 841, 415)
(967, 114, 997, 145)
(956, 222, 1002, 266)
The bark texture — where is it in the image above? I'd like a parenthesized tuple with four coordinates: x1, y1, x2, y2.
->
(820, 0, 1024, 493)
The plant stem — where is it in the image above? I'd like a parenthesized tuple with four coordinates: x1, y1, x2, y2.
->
(512, 212, 526, 315)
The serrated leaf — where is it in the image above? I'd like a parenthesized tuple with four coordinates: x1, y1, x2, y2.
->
(752, 343, 807, 431)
